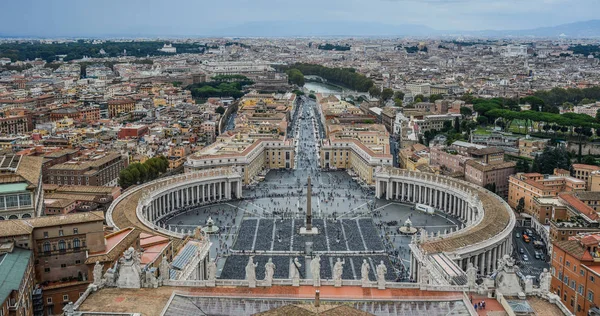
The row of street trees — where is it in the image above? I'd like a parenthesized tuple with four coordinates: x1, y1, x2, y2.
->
(118, 156, 169, 189)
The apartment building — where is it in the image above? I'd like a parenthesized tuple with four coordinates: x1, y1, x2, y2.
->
(107, 99, 135, 118)
(47, 152, 126, 187)
(550, 233, 600, 316)
(572, 164, 600, 184)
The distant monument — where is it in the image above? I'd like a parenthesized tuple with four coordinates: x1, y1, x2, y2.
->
(300, 176, 319, 235)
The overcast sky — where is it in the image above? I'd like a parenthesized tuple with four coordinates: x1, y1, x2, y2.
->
(1, 0, 598, 36)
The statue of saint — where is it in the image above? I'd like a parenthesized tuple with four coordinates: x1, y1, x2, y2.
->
(159, 256, 170, 282)
(376, 261, 387, 289)
(539, 268, 551, 293)
(245, 256, 258, 287)
(466, 262, 478, 287)
(93, 261, 103, 286)
(361, 259, 370, 284)
(264, 258, 275, 286)
(333, 258, 345, 285)
(310, 255, 321, 287)
(207, 258, 217, 282)
(290, 257, 302, 285)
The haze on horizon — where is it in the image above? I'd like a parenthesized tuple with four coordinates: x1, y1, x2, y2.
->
(1, 0, 598, 37)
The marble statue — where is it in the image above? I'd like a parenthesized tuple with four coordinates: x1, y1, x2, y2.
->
(144, 269, 158, 288)
(333, 258, 345, 287)
(159, 256, 170, 283)
(264, 258, 275, 286)
(245, 256, 258, 288)
(63, 302, 75, 316)
(420, 229, 428, 243)
(539, 268, 551, 293)
(207, 258, 217, 287)
(420, 264, 429, 285)
(310, 255, 321, 287)
(102, 267, 116, 287)
(361, 259, 370, 287)
(93, 261, 103, 286)
(376, 261, 387, 290)
(116, 247, 141, 289)
(291, 257, 301, 286)
(467, 262, 478, 287)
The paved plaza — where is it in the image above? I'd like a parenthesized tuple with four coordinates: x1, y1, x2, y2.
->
(163, 98, 465, 281)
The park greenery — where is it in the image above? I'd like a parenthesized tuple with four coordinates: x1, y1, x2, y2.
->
(286, 69, 305, 86)
(118, 156, 169, 189)
(531, 147, 571, 175)
(569, 44, 600, 58)
(276, 63, 374, 92)
(0, 40, 206, 62)
(404, 46, 427, 53)
(186, 75, 253, 99)
(318, 43, 351, 51)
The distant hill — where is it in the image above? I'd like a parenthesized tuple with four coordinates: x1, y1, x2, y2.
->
(457, 20, 600, 38)
(209, 21, 436, 37)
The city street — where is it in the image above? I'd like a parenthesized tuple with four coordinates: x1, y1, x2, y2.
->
(512, 225, 550, 283)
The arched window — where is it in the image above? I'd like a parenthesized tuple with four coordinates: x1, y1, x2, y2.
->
(21, 213, 31, 218)
(58, 240, 66, 252)
(73, 238, 80, 249)
(8, 215, 18, 220)
(0, 216, 4, 220)
(43, 242, 50, 252)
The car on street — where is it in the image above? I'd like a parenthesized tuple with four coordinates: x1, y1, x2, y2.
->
(520, 248, 525, 254)
(516, 232, 521, 238)
(523, 255, 529, 261)
(535, 253, 541, 260)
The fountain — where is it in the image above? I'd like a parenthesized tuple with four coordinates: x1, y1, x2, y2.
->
(201, 217, 220, 234)
(398, 218, 418, 235)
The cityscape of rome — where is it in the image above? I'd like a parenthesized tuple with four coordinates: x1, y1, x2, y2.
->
(4, 1, 600, 315)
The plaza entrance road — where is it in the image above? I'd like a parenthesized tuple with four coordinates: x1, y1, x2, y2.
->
(166, 97, 463, 277)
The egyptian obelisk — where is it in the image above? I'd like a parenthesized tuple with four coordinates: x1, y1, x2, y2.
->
(300, 176, 318, 235)
(306, 176, 312, 230)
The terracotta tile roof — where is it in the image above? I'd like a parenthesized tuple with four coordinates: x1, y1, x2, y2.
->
(554, 239, 586, 260)
(573, 164, 600, 171)
(23, 210, 104, 228)
(15, 156, 43, 186)
(86, 227, 140, 264)
(559, 193, 599, 220)
(0, 220, 33, 237)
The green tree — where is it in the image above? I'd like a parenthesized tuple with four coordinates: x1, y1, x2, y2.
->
(381, 88, 394, 102)
(476, 116, 488, 125)
(429, 94, 443, 103)
(286, 68, 305, 86)
(369, 86, 381, 98)
(394, 91, 405, 100)
(414, 94, 425, 102)
(460, 106, 473, 118)
(393, 98, 403, 107)
(216, 106, 225, 115)
(118, 170, 135, 188)
(582, 155, 598, 166)
(515, 159, 530, 172)
(515, 197, 525, 213)
(531, 147, 571, 175)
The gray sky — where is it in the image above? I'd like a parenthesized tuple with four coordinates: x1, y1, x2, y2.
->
(1, 0, 597, 36)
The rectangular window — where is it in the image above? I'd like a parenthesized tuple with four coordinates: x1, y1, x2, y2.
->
(18, 194, 31, 206)
(63, 295, 68, 301)
(58, 230, 63, 237)
(588, 290, 594, 301)
(73, 228, 78, 234)
(5, 195, 18, 208)
(579, 285, 584, 295)
(47, 297, 52, 303)
(43, 232, 48, 238)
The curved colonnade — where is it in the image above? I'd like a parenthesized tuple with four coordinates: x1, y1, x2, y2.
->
(107, 167, 243, 239)
(374, 167, 516, 279)
(107, 166, 515, 283)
